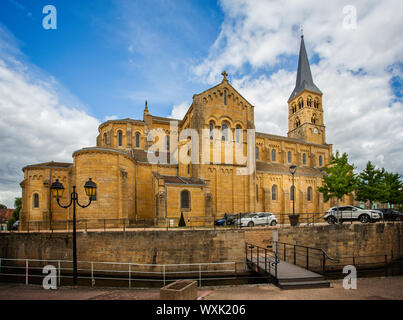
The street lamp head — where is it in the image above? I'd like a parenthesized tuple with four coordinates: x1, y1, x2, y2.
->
(51, 179, 64, 198)
(84, 178, 97, 197)
(289, 164, 297, 175)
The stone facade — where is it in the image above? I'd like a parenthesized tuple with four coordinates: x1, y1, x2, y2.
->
(0, 229, 246, 267)
(19, 37, 354, 229)
(275, 222, 403, 269)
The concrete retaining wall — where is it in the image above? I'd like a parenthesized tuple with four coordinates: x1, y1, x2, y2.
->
(0, 229, 245, 267)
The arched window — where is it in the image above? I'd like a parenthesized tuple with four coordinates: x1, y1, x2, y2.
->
(307, 96, 312, 107)
(272, 149, 276, 162)
(288, 151, 292, 163)
(298, 99, 304, 109)
(302, 153, 306, 165)
(181, 190, 190, 209)
(235, 125, 242, 143)
(256, 147, 259, 160)
(103, 133, 107, 146)
(187, 165, 190, 175)
(209, 121, 214, 140)
(118, 130, 123, 147)
(256, 185, 259, 201)
(165, 135, 170, 151)
(292, 104, 297, 114)
(311, 115, 317, 124)
(224, 89, 227, 105)
(295, 117, 301, 128)
(319, 155, 323, 167)
(135, 133, 140, 148)
(272, 185, 277, 201)
(290, 186, 295, 201)
(33, 193, 39, 209)
(222, 121, 229, 141)
(307, 187, 312, 201)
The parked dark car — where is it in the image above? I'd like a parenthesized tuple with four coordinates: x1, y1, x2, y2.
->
(214, 214, 242, 226)
(214, 218, 226, 226)
(12, 220, 19, 230)
(378, 209, 403, 221)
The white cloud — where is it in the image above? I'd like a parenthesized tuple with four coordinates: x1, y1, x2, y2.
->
(168, 101, 190, 120)
(103, 115, 119, 121)
(193, 0, 403, 174)
(0, 27, 100, 208)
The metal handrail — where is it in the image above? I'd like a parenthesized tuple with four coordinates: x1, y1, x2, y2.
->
(245, 242, 280, 281)
(274, 241, 339, 262)
(0, 257, 238, 288)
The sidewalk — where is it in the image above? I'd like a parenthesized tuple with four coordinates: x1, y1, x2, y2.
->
(0, 276, 402, 300)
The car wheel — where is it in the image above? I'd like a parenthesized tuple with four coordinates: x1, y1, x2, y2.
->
(359, 214, 370, 223)
(247, 221, 254, 227)
(270, 220, 277, 226)
(327, 216, 336, 224)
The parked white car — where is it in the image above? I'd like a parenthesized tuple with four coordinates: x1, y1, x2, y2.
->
(237, 212, 278, 227)
(324, 206, 383, 224)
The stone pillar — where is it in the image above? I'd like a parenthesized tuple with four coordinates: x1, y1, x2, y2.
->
(283, 188, 290, 214)
(157, 191, 166, 218)
(264, 187, 271, 212)
(299, 189, 305, 214)
(126, 122, 132, 148)
(205, 193, 213, 217)
(318, 192, 324, 214)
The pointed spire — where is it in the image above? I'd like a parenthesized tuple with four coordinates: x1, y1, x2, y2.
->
(144, 100, 150, 114)
(143, 100, 150, 121)
(288, 34, 322, 102)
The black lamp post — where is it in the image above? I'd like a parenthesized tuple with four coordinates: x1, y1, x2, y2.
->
(51, 178, 97, 285)
(289, 164, 299, 226)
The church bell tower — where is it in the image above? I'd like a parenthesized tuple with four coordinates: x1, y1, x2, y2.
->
(287, 34, 325, 145)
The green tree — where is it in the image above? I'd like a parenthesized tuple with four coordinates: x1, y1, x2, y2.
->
(6, 197, 22, 231)
(13, 197, 22, 220)
(318, 151, 357, 218)
(0, 204, 7, 209)
(355, 161, 385, 208)
(381, 171, 403, 206)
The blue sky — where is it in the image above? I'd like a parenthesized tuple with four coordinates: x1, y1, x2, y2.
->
(0, 0, 224, 120)
(0, 0, 402, 207)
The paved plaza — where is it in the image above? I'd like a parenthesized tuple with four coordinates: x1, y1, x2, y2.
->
(0, 276, 402, 300)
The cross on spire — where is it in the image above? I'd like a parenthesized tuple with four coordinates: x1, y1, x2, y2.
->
(221, 70, 228, 81)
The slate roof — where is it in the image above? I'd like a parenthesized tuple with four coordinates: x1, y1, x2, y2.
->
(288, 36, 322, 102)
(23, 161, 72, 171)
(256, 161, 323, 177)
(153, 172, 206, 185)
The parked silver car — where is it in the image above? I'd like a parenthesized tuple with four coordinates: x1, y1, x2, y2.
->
(237, 212, 278, 227)
(324, 206, 382, 224)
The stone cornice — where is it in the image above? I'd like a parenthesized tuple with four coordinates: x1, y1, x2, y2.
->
(73, 147, 136, 163)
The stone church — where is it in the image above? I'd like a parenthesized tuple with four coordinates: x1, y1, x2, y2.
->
(19, 36, 353, 228)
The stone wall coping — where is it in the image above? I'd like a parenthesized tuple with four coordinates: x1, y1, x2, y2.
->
(72, 147, 135, 163)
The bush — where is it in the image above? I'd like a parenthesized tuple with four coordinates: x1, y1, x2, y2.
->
(7, 217, 16, 231)
(178, 212, 186, 227)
